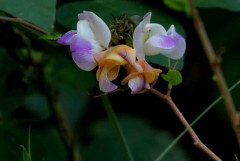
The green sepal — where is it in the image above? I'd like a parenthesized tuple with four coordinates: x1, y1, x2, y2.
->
(39, 32, 62, 40)
(161, 70, 182, 86)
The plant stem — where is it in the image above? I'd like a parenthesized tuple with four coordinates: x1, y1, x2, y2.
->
(42, 72, 80, 161)
(187, 0, 240, 146)
(46, 87, 80, 161)
(154, 80, 240, 161)
(0, 16, 48, 34)
(101, 96, 134, 161)
(167, 58, 172, 70)
(150, 88, 222, 161)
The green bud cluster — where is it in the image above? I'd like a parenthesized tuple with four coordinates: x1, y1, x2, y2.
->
(109, 15, 135, 47)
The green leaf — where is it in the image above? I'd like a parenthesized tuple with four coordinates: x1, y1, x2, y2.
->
(83, 117, 192, 161)
(24, 93, 50, 119)
(163, 0, 190, 15)
(146, 55, 184, 70)
(39, 32, 61, 40)
(193, 0, 240, 12)
(0, 122, 66, 161)
(59, 88, 90, 129)
(161, 70, 182, 86)
(56, 0, 185, 36)
(20, 145, 31, 161)
(0, 48, 27, 115)
(0, 0, 57, 32)
(49, 55, 97, 91)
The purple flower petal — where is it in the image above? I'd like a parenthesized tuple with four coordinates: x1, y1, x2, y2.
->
(144, 34, 176, 56)
(58, 30, 77, 45)
(99, 66, 118, 92)
(128, 75, 145, 94)
(160, 25, 186, 59)
(70, 35, 97, 71)
(133, 12, 152, 60)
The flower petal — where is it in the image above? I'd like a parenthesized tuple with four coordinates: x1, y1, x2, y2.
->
(99, 66, 118, 92)
(58, 30, 77, 45)
(161, 25, 186, 59)
(77, 20, 96, 41)
(70, 35, 97, 71)
(81, 11, 111, 48)
(144, 34, 176, 55)
(107, 65, 120, 81)
(128, 75, 145, 94)
(144, 23, 167, 37)
(133, 12, 152, 60)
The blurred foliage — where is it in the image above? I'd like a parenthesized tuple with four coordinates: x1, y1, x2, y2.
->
(0, 0, 240, 161)
(194, 0, 240, 12)
(0, 122, 66, 161)
(0, 0, 56, 32)
(164, 0, 240, 14)
(83, 117, 192, 161)
(163, 0, 190, 15)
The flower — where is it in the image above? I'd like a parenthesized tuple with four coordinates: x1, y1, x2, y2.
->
(133, 12, 186, 60)
(120, 52, 162, 94)
(94, 45, 136, 92)
(58, 11, 111, 71)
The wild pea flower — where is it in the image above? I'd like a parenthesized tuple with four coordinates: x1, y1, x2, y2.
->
(133, 12, 186, 60)
(58, 11, 111, 71)
(94, 45, 136, 92)
(58, 11, 137, 93)
(120, 51, 161, 94)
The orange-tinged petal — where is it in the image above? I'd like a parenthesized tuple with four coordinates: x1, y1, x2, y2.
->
(121, 71, 143, 85)
(94, 45, 136, 66)
(96, 66, 103, 81)
(143, 69, 161, 83)
(107, 64, 120, 81)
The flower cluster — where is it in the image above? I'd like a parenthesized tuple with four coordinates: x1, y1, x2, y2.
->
(58, 11, 186, 94)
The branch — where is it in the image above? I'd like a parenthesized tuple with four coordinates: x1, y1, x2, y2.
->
(150, 88, 222, 161)
(187, 0, 240, 146)
(0, 16, 48, 34)
(43, 81, 81, 161)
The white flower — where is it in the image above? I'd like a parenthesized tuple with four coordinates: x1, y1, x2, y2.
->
(133, 12, 186, 60)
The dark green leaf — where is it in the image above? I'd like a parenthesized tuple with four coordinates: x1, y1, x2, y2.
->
(0, 0, 57, 32)
(83, 117, 192, 161)
(24, 93, 50, 119)
(146, 55, 184, 70)
(56, 0, 185, 36)
(194, 0, 240, 12)
(48, 55, 97, 91)
(59, 88, 90, 129)
(163, 0, 190, 15)
(0, 122, 66, 161)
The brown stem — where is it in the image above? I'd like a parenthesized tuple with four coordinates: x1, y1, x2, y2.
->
(187, 0, 240, 146)
(40, 66, 80, 161)
(150, 88, 222, 161)
(93, 89, 122, 99)
(0, 16, 48, 34)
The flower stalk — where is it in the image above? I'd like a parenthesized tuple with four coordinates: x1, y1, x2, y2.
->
(101, 96, 135, 161)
